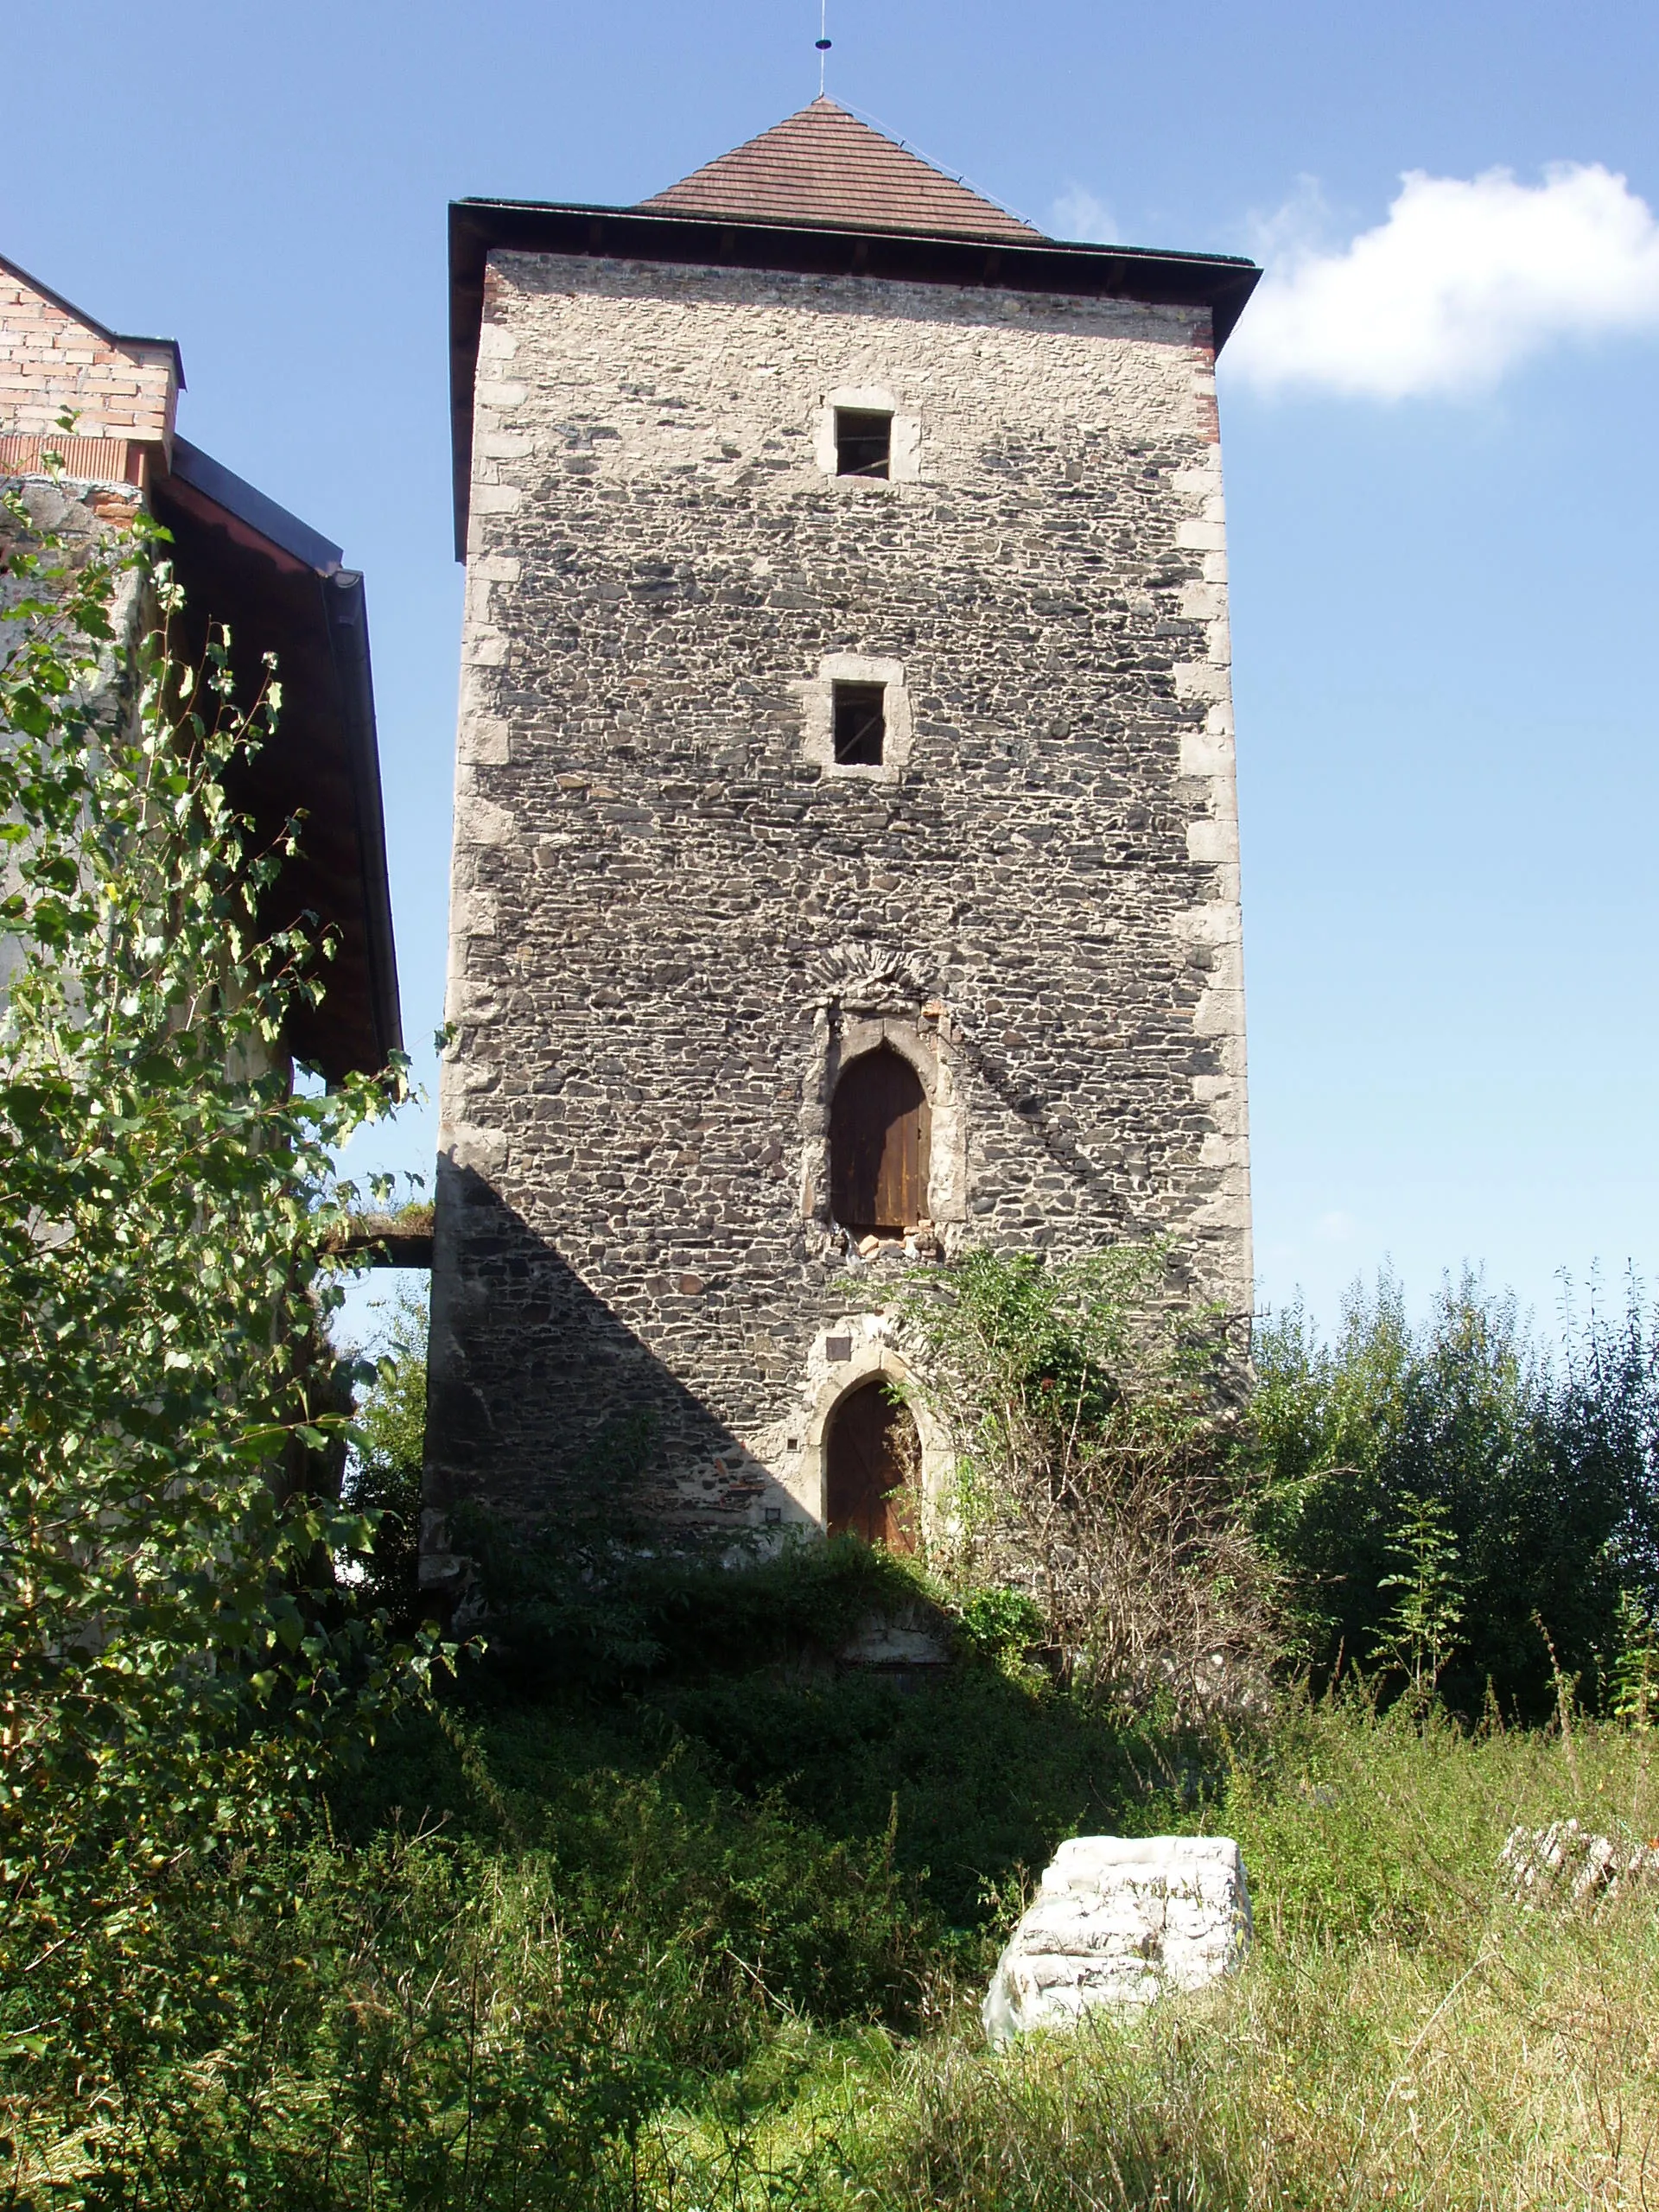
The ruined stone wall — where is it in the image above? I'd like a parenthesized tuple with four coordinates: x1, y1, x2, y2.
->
(426, 251, 1249, 1564)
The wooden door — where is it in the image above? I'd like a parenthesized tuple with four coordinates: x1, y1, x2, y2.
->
(830, 1048, 931, 1233)
(825, 1380, 919, 1552)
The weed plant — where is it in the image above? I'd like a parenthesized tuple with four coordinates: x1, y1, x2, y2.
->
(10, 1635, 1658, 2207)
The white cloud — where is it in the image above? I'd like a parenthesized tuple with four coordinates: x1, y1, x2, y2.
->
(1226, 162, 1659, 399)
(1050, 187, 1116, 244)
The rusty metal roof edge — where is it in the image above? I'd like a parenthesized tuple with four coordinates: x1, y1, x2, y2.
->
(156, 454, 404, 1076)
(321, 569, 404, 1069)
(170, 436, 345, 576)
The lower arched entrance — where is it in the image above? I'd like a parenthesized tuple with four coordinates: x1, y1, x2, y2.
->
(824, 1376, 920, 1551)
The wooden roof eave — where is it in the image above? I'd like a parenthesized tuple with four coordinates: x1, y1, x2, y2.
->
(150, 443, 403, 1082)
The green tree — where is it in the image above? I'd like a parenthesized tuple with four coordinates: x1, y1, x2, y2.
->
(0, 464, 441, 2045)
(345, 1281, 429, 1625)
(1253, 1268, 1659, 1717)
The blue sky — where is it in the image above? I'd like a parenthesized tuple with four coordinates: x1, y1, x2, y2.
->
(9, 0, 1658, 1339)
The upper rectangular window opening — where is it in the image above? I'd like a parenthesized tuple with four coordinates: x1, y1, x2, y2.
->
(835, 410, 892, 480)
(832, 682, 886, 766)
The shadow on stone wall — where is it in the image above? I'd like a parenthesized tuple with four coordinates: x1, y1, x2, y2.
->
(423, 1163, 804, 1592)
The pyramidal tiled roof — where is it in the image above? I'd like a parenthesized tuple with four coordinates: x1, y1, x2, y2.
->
(638, 98, 1044, 245)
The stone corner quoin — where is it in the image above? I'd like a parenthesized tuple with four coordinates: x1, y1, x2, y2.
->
(426, 245, 1252, 1554)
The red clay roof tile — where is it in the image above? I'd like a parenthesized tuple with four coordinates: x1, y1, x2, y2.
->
(638, 97, 1043, 245)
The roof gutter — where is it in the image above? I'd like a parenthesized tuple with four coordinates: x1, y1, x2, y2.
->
(170, 435, 341, 573)
(448, 199, 1262, 559)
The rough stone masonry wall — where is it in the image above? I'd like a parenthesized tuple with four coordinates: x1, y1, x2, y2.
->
(425, 250, 1249, 1560)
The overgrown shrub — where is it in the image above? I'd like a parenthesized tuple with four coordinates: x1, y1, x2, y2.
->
(897, 1244, 1277, 1716)
(1254, 1269, 1659, 1718)
(7, 1713, 941, 2205)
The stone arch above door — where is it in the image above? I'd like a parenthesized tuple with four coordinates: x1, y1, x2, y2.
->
(798, 1331, 951, 1537)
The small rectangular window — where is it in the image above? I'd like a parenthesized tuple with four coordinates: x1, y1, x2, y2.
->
(832, 681, 886, 766)
(835, 410, 891, 479)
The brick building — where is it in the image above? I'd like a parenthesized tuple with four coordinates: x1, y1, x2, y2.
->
(426, 100, 1258, 1572)
(0, 251, 400, 1081)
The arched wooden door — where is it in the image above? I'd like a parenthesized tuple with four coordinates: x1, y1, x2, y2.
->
(824, 1377, 920, 1552)
(830, 1047, 930, 1235)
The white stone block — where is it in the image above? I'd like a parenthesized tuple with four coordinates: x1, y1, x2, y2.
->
(441, 1121, 511, 1179)
(984, 1836, 1252, 2045)
(454, 792, 516, 847)
(1185, 817, 1237, 865)
(460, 716, 512, 766)
(1172, 467, 1221, 502)
(1173, 660, 1230, 704)
(1179, 730, 1233, 779)
(1179, 582, 1226, 621)
(1173, 899, 1242, 947)
(1192, 981, 1244, 1034)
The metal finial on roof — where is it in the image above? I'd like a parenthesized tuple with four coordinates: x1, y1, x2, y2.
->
(816, 0, 831, 97)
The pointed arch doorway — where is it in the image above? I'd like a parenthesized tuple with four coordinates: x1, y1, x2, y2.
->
(824, 1376, 920, 1552)
(830, 1046, 930, 1237)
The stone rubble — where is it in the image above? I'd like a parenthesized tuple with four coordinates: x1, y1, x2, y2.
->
(1499, 1819, 1659, 1910)
(983, 1834, 1252, 2045)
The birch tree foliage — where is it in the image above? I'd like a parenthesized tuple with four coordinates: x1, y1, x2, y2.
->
(0, 468, 438, 2012)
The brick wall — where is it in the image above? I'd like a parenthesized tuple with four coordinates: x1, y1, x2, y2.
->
(425, 250, 1250, 1566)
(0, 264, 176, 478)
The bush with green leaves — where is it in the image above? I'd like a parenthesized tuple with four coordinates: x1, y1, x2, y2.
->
(343, 1282, 429, 1626)
(896, 1244, 1276, 1716)
(4, 1696, 946, 2206)
(0, 467, 439, 2056)
(1253, 1268, 1659, 1718)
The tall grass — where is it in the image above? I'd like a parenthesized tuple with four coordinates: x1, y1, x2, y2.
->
(12, 1260, 1659, 2209)
(665, 1698, 1659, 2211)
(10, 1683, 1656, 2208)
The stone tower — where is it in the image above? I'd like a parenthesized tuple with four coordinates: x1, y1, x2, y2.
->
(426, 100, 1258, 1573)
